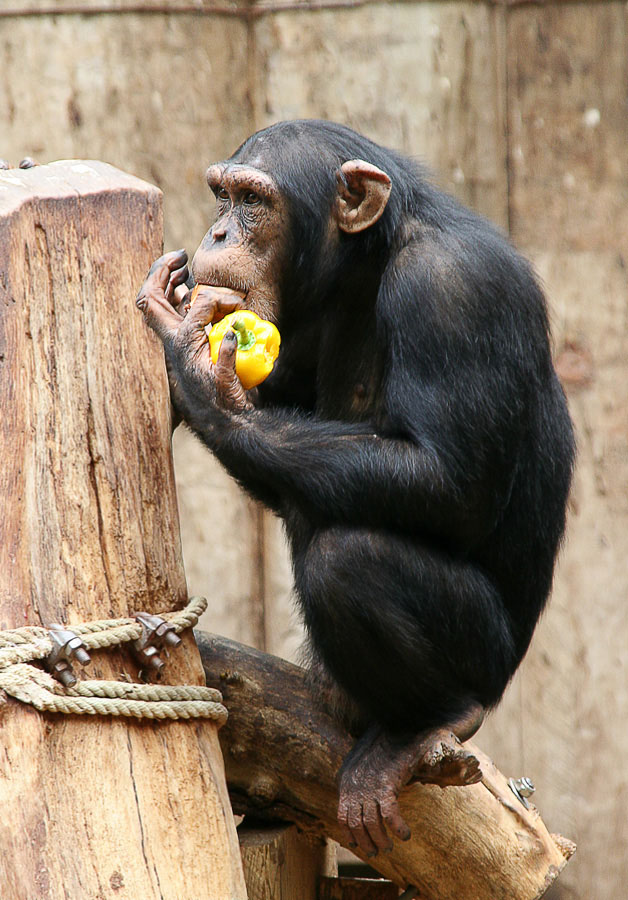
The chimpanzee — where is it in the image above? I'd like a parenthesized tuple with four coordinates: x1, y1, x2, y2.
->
(136, 120, 575, 855)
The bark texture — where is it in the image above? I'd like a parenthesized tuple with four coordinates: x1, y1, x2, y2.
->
(240, 823, 334, 900)
(0, 161, 246, 900)
(198, 631, 574, 900)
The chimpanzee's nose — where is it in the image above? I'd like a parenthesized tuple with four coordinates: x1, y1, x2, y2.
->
(212, 226, 227, 242)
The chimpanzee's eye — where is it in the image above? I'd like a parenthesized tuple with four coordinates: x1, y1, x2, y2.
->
(216, 188, 229, 202)
(243, 191, 261, 206)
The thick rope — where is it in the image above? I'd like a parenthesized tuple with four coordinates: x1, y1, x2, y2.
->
(0, 596, 227, 724)
(0, 595, 209, 662)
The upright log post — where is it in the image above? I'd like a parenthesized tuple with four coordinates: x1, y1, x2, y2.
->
(0, 161, 247, 900)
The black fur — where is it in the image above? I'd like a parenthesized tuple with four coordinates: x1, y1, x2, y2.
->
(173, 120, 575, 734)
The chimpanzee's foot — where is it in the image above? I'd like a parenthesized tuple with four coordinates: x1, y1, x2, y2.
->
(411, 727, 482, 787)
(336, 704, 485, 855)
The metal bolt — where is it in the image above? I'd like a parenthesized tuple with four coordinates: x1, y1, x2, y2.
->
(46, 625, 91, 687)
(132, 612, 182, 678)
(514, 776, 535, 798)
(508, 776, 536, 808)
(135, 643, 165, 675)
(135, 612, 181, 649)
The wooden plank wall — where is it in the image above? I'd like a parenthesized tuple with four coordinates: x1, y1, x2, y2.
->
(2, 3, 626, 897)
(487, 10, 628, 899)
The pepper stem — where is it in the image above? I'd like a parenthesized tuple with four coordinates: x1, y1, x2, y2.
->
(230, 317, 256, 352)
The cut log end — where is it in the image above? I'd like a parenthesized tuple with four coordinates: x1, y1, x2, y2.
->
(551, 833, 577, 861)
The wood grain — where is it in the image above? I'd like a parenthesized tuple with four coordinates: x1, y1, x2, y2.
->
(0, 161, 246, 900)
(240, 823, 332, 900)
(319, 875, 399, 900)
(253, 4, 509, 228)
(199, 632, 573, 900)
(478, 7, 628, 899)
(3, 6, 625, 897)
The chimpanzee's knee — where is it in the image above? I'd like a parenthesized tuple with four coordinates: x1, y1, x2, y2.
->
(295, 526, 516, 733)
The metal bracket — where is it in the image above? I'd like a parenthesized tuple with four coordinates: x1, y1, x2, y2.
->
(45, 625, 91, 687)
(508, 776, 536, 809)
(132, 612, 182, 677)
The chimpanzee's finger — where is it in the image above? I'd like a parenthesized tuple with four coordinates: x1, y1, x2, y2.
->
(165, 264, 189, 302)
(136, 288, 183, 342)
(147, 248, 188, 280)
(173, 284, 191, 312)
(141, 250, 188, 310)
(379, 795, 411, 842)
(347, 803, 378, 858)
(177, 287, 246, 355)
(215, 332, 252, 413)
(185, 285, 246, 327)
(136, 251, 190, 338)
(362, 800, 393, 853)
(337, 798, 358, 850)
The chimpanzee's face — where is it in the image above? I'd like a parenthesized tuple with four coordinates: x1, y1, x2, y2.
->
(191, 144, 391, 327)
(191, 163, 289, 323)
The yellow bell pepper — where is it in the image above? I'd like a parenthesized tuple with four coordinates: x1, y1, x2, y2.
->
(206, 310, 281, 390)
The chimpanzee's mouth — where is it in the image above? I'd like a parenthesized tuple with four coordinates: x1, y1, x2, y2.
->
(207, 280, 248, 294)
(194, 270, 251, 297)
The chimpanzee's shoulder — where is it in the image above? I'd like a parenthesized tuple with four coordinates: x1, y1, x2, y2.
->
(389, 202, 535, 297)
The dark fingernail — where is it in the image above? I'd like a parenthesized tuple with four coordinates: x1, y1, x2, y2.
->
(0, 160, 10, 170)
(224, 330, 237, 344)
(348, 841, 357, 849)
(367, 851, 378, 859)
(19, 157, 37, 169)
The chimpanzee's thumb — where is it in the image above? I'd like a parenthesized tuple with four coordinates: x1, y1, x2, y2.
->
(215, 331, 252, 413)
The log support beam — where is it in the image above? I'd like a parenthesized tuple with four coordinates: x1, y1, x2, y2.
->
(198, 631, 574, 900)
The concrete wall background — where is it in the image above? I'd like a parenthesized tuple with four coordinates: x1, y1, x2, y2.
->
(2, 4, 627, 896)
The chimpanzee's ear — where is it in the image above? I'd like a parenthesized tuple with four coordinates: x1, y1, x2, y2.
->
(335, 160, 392, 234)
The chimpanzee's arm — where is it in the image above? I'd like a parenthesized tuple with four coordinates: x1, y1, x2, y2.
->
(171, 372, 492, 544)
(139, 251, 511, 542)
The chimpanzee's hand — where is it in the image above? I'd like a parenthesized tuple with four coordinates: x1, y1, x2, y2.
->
(136, 250, 253, 415)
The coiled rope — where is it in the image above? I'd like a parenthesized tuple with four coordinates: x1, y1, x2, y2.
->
(0, 596, 227, 724)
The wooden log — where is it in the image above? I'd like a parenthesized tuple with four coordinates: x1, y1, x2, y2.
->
(0, 162, 246, 900)
(198, 632, 575, 900)
(319, 876, 399, 900)
(239, 823, 333, 900)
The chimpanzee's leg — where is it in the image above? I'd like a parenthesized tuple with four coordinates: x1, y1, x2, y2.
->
(292, 525, 516, 854)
